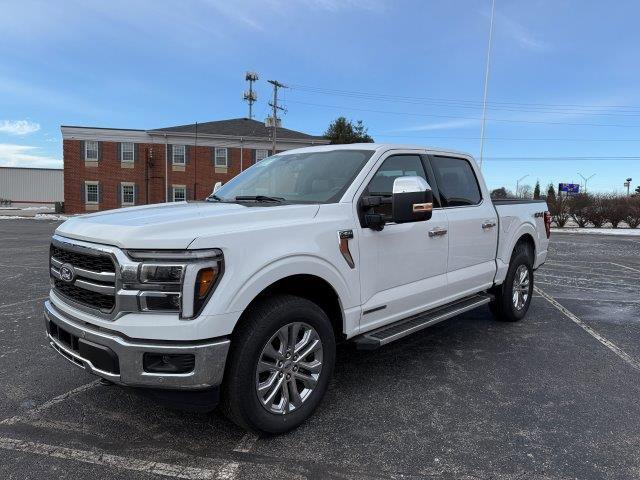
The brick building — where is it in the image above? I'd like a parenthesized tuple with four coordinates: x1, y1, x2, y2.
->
(61, 118, 329, 214)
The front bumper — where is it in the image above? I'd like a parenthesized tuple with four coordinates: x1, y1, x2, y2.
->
(44, 300, 230, 390)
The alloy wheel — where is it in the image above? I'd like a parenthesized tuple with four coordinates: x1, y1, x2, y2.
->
(512, 264, 530, 311)
(255, 322, 323, 415)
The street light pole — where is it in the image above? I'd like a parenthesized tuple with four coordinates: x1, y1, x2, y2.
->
(625, 177, 633, 196)
(577, 172, 595, 194)
(516, 174, 529, 197)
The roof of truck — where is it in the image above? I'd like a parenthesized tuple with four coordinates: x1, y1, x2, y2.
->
(280, 143, 474, 159)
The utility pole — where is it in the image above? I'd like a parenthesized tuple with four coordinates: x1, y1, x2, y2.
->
(478, 0, 496, 169)
(267, 79, 287, 154)
(577, 172, 595, 194)
(243, 72, 259, 119)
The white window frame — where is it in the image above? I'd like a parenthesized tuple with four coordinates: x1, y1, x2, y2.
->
(172, 145, 186, 165)
(255, 149, 269, 162)
(215, 147, 228, 167)
(172, 185, 186, 202)
(85, 141, 99, 161)
(121, 142, 134, 163)
(121, 182, 135, 206)
(85, 181, 99, 204)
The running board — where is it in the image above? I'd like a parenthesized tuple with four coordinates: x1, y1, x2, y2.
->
(353, 293, 492, 350)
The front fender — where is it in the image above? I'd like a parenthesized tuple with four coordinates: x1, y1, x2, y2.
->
(224, 254, 356, 314)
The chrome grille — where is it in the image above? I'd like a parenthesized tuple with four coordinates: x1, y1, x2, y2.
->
(50, 241, 117, 313)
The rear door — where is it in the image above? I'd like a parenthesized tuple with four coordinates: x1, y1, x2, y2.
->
(428, 155, 498, 299)
(356, 151, 449, 333)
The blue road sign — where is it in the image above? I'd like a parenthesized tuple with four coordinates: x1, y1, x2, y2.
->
(559, 183, 580, 195)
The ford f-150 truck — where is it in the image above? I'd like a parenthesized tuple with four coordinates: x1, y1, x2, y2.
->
(45, 144, 550, 433)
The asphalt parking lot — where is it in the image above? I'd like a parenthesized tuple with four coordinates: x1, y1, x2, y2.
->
(1, 220, 639, 479)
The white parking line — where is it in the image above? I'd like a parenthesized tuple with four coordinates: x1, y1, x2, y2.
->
(0, 436, 239, 480)
(536, 273, 634, 288)
(233, 433, 259, 453)
(0, 380, 100, 425)
(535, 286, 640, 373)
(609, 262, 640, 273)
(0, 296, 49, 310)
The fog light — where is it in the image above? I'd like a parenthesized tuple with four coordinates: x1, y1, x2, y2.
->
(141, 293, 180, 311)
(143, 353, 195, 374)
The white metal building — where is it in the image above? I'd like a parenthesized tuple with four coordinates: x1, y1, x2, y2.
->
(0, 167, 64, 205)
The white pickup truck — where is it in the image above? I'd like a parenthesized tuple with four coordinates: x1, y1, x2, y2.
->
(45, 144, 550, 433)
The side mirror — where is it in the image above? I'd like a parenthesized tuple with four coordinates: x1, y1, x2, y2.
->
(392, 176, 433, 223)
(212, 181, 222, 194)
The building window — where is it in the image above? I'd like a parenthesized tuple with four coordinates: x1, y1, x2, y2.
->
(121, 183, 135, 205)
(121, 142, 134, 162)
(85, 181, 99, 204)
(255, 149, 269, 162)
(85, 141, 98, 161)
(172, 145, 185, 165)
(215, 147, 228, 167)
(173, 185, 186, 202)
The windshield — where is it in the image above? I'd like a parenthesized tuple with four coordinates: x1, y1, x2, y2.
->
(211, 150, 374, 204)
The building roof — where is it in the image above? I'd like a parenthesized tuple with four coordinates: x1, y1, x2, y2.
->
(150, 117, 325, 141)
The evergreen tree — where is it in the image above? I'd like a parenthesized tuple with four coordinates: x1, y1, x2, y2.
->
(324, 117, 374, 144)
(533, 180, 541, 200)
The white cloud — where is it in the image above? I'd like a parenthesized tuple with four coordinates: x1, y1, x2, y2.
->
(0, 144, 61, 168)
(0, 120, 41, 135)
(491, 11, 549, 51)
(396, 119, 479, 132)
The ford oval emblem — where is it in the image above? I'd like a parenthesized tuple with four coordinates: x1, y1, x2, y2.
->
(59, 263, 75, 283)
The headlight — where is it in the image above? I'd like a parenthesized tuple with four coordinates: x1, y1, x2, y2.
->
(125, 249, 223, 319)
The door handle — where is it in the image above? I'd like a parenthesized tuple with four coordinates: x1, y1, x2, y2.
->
(482, 220, 497, 229)
(428, 227, 448, 237)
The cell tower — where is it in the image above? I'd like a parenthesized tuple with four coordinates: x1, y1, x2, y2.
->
(243, 71, 259, 119)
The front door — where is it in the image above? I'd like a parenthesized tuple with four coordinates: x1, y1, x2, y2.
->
(357, 152, 449, 333)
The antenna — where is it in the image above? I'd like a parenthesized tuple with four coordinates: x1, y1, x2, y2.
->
(243, 71, 259, 119)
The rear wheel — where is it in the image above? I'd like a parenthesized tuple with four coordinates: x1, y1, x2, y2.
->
(490, 242, 534, 322)
(222, 294, 336, 434)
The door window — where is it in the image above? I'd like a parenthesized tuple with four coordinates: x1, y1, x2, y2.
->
(430, 156, 482, 207)
(364, 155, 428, 219)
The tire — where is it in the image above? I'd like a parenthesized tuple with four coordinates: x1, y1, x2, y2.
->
(221, 294, 336, 434)
(490, 242, 534, 322)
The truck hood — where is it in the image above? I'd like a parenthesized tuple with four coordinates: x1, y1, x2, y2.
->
(55, 202, 320, 249)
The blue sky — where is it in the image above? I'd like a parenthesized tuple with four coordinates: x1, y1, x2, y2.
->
(1, 0, 639, 193)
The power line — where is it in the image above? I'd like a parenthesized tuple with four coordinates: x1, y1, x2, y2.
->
(482, 156, 640, 162)
(286, 99, 640, 128)
(371, 134, 640, 142)
(289, 84, 640, 112)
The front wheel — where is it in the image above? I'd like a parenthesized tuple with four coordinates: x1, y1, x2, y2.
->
(490, 243, 534, 322)
(222, 294, 336, 434)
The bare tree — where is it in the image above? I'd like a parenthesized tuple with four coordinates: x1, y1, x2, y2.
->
(569, 193, 591, 228)
(548, 192, 570, 227)
(602, 195, 627, 228)
(517, 184, 533, 199)
(625, 196, 640, 228)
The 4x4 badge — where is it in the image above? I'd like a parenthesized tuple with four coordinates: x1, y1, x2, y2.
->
(59, 263, 76, 283)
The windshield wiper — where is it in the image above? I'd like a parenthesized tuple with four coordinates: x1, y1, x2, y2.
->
(207, 194, 224, 202)
(234, 195, 286, 203)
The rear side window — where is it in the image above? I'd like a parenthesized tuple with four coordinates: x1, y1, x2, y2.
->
(431, 156, 482, 206)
